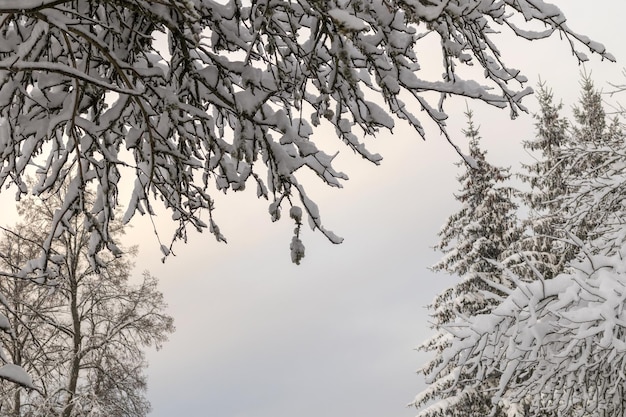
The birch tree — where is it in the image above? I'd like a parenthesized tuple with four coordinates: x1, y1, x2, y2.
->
(0, 190, 174, 416)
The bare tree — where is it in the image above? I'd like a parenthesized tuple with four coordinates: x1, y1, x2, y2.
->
(0, 189, 174, 416)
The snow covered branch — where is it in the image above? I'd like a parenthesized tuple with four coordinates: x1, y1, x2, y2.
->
(435, 250, 626, 417)
(0, 0, 612, 266)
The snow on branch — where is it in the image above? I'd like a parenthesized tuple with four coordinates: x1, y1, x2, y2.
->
(433, 247, 626, 417)
(0, 0, 612, 266)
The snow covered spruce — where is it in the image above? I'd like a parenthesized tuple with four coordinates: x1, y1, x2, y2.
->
(417, 79, 626, 417)
(415, 110, 522, 417)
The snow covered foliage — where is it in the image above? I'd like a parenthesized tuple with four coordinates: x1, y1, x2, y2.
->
(432, 246, 626, 417)
(415, 110, 522, 417)
(0, 0, 613, 266)
(420, 79, 626, 417)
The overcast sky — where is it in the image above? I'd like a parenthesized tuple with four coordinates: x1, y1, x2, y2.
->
(126, 2, 626, 416)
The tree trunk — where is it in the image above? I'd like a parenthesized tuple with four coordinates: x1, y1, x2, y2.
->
(61, 253, 81, 417)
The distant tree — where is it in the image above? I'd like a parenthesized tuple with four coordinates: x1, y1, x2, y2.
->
(572, 75, 614, 146)
(428, 78, 626, 417)
(415, 110, 522, 417)
(517, 83, 571, 280)
(0, 223, 52, 412)
(0, 0, 613, 270)
(0, 188, 174, 416)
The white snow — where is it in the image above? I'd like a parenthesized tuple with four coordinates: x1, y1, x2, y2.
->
(327, 9, 369, 32)
(0, 364, 35, 389)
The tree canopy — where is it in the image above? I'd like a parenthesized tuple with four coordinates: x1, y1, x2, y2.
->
(0, 0, 613, 267)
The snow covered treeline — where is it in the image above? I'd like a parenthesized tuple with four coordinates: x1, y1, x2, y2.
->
(416, 77, 626, 417)
(0, 0, 612, 270)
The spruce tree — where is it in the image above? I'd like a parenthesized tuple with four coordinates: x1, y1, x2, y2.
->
(562, 74, 623, 246)
(572, 75, 610, 147)
(517, 83, 571, 280)
(415, 110, 522, 417)
(429, 81, 626, 417)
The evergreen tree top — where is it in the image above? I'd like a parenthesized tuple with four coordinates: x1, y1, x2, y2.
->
(573, 73, 607, 145)
(432, 108, 520, 279)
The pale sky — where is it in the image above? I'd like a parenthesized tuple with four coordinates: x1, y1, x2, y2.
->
(119, 2, 626, 416)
